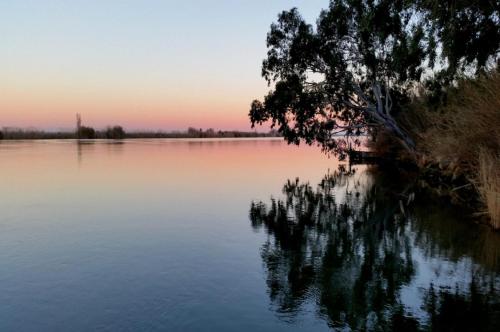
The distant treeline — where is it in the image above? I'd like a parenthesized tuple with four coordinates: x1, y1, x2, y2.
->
(0, 126, 280, 140)
(126, 127, 280, 139)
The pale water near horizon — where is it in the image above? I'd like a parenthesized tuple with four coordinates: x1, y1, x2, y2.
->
(0, 139, 499, 331)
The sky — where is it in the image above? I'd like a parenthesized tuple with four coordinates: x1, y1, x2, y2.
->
(1, 0, 327, 131)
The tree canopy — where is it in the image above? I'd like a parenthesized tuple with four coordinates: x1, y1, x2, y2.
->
(105, 126, 126, 139)
(250, 0, 500, 156)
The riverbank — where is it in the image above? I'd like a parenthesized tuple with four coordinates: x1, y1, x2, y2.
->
(372, 72, 500, 229)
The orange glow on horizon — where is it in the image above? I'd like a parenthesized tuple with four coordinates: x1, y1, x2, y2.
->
(0, 94, 261, 131)
(0, 1, 327, 132)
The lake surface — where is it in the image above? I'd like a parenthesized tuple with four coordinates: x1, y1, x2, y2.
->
(1, 139, 499, 331)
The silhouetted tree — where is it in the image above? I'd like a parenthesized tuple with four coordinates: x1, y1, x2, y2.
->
(78, 126, 96, 139)
(250, 1, 500, 156)
(417, 0, 500, 81)
(0, 130, 3, 140)
(205, 128, 215, 137)
(105, 126, 126, 139)
(187, 127, 201, 138)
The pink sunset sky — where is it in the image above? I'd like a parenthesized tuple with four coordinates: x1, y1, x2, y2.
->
(1, 1, 326, 131)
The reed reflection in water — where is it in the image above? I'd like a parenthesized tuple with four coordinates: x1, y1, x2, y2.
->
(250, 166, 500, 331)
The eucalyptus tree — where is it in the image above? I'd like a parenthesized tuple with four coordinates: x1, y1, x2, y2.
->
(418, 0, 500, 79)
(250, 0, 500, 156)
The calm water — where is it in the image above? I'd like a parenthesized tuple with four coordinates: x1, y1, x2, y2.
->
(0, 139, 499, 331)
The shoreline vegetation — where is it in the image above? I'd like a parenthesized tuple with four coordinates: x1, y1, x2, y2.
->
(402, 72, 500, 229)
(359, 72, 500, 230)
(363, 71, 500, 230)
(0, 127, 281, 140)
(248, 2, 499, 229)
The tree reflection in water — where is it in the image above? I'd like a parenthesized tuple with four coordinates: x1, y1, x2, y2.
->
(250, 166, 500, 331)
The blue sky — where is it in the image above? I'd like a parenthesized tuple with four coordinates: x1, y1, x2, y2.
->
(1, 1, 328, 130)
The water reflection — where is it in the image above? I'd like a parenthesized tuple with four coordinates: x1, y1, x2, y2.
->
(250, 166, 500, 331)
(76, 140, 125, 166)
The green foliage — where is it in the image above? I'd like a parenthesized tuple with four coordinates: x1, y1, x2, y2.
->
(250, 0, 500, 155)
(418, 0, 500, 100)
(419, 0, 500, 77)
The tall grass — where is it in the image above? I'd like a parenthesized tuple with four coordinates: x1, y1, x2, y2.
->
(417, 72, 500, 228)
(422, 72, 500, 172)
(478, 151, 500, 229)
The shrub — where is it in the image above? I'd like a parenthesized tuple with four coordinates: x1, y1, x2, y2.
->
(78, 126, 96, 139)
(105, 126, 126, 139)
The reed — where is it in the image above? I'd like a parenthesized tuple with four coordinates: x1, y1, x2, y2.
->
(423, 73, 499, 168)
(478, 151, 500, 229)
(421, 72, 500, 228)
(373, 72, 500, 228)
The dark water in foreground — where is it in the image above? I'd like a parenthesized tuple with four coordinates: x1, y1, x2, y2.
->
(0, 139, 499, 331)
